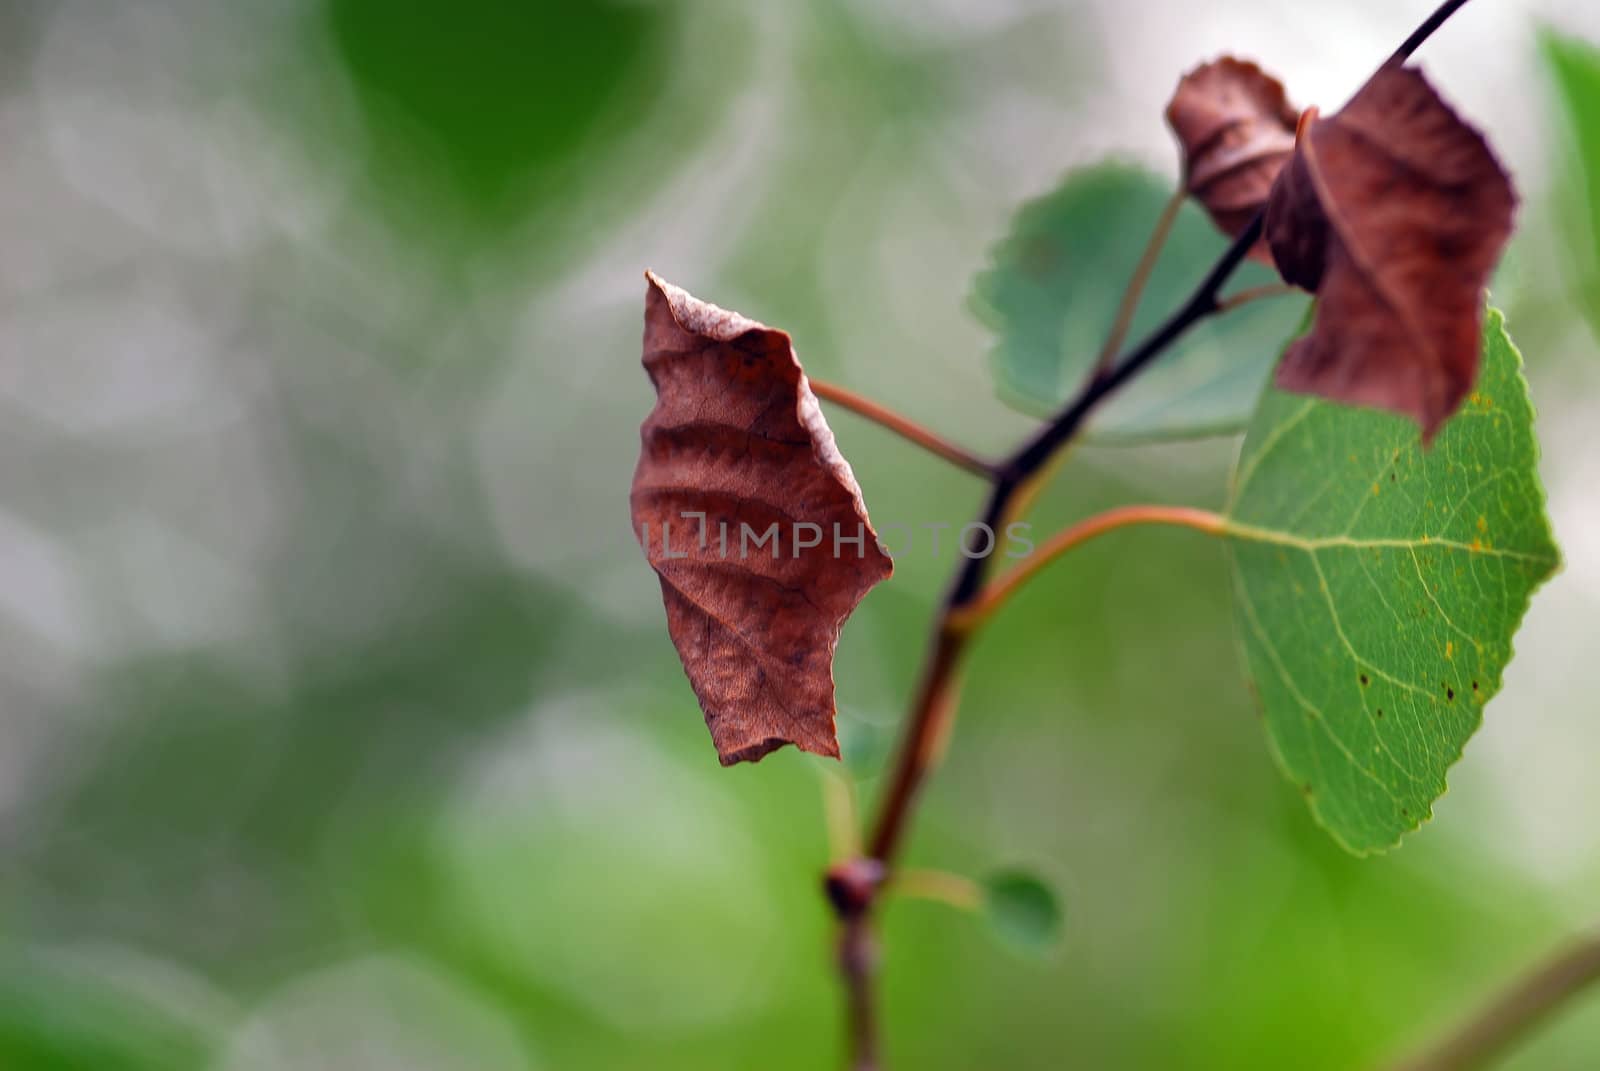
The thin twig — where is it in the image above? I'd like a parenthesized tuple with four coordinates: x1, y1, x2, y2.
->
(1092, 187, 1189, 378)
(990, 445, 1073, 572)
(953, 505, 1228, 629)
(839, 914, 880, 1071)
(1217, 282, 1298, 313)
(1390, 0, 1474, 66)
(1383, 932, 1600, 1071)
(833, 213, 1261, 1071)
(808, 378, 996, 478)
(825, 4, 1483, 1066)
(867, 623, 969, 864)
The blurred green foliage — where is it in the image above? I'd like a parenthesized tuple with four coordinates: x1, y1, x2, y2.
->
(0, 4, 1596, 1071)
(327, 0, 669, 221)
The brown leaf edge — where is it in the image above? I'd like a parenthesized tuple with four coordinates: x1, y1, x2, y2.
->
(1264, 65, 1517, 439)
(632, 272, 893, 765)
(1165, 56, 1299, 260)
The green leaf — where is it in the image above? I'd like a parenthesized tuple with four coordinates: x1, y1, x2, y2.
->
(1541, 29, 1600, 340)
(971, 163, 1308, 443)
(1224, 308, 1559, 854)
(982, 869, 1062, 954)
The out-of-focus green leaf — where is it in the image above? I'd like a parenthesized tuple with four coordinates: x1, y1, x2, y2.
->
(326, 0, 669, 217)
(0, 949, 222, 1071)
(215, 956, 532, 1071)
(982, 869, 1062, 954)
(1225, 309, 1558, 854)
(971, 163, 1307, 443)
(1541, 29, 1600, 340)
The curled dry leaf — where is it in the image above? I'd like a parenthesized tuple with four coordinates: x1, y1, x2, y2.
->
(1165, 56, 1299, 258)
(1264, 65, 1517, 438)
(631, 272, 893, 765)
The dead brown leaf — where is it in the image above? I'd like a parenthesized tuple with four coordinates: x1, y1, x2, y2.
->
(1166, 57, 1299, 258)
(631, 272, 893, 765)
(1264, 65, 1517, 438)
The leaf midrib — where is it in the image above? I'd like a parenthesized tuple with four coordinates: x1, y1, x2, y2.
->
(1216, 518, 1557, 565)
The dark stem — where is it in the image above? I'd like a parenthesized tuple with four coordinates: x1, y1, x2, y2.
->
(839, 915, 880, 1071)
(947, 214, 1261, 607)
(826, 2, 1481, 1065)
(838, 207, 1262, 1071)
(867, 624, 967, 863)
(1389, 0, 1474, 66)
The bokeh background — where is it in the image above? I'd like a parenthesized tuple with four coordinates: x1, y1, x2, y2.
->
(1, 0, 1598, 1068)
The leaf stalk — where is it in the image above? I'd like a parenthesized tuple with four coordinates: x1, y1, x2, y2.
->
(807, 378, 997, 479)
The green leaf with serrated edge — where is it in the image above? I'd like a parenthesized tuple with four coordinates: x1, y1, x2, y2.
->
(971, 163, 1308, 443)
(1224, 308, 1558, 854)
(1541, 29, 1600, 340)
(982, 870, 1062, 954)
